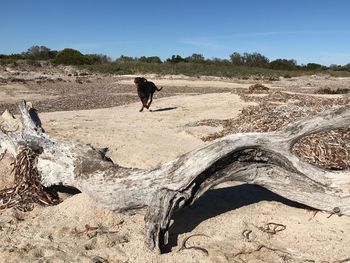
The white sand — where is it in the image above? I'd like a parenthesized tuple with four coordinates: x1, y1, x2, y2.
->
(40, 92, 253, 169)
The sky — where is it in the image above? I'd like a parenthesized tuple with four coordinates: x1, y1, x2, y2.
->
(1, 0, 350, 65)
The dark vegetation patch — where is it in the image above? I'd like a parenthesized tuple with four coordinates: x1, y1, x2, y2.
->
(315, 87, 350, 94)
(248, 83, 269, 93)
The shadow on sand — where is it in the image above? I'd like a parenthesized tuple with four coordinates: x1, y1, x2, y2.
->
(162, 184, 307, 252)
(150, 107, 177, 112)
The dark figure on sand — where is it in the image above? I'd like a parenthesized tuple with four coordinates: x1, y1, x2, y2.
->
(134, 77, 163, 112)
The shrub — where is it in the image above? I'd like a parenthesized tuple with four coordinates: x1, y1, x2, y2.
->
(230, 52, 269, 68)
(115, 55, 136, 63)
(269, 59, 297, 70)
(85, 54, 111, 64)
(23, 45, 57, 60)
(185, 53, 205, 63)
(54, 48, 89, 65)
(315, 88, 350, 94)
(138, 56, 162, 63)
(230, 52, 244, 66)
(305, 63, 323, 71)
(166, 55, 186, 63)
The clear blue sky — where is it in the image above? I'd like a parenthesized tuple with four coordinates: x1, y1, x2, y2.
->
(1, 0, 350, 65)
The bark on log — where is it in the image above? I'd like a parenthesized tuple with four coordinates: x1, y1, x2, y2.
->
(1, 100, 350, 253)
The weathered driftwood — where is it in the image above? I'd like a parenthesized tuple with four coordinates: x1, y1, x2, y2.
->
(1, 101, 350, 253)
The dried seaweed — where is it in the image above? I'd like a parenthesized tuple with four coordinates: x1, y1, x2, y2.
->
(293, 128, 350, 170)
(193, 91, 350, 170)
(199, 102, 322, 139)
(0, 146, 59, 211)
(248, 83, 269, 93)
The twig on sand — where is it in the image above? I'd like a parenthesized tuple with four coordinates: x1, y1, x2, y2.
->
(178, 234, 209, 256)
(308, 210, 320, 221)
(257, 222, 286, 235)
(74, 223, 119, 239)
(233, 242, 291, 261)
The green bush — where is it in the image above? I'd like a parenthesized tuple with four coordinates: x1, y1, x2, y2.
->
(166, 55, 186, 63)
(23, 46, 57, 60)
(230, 52, 269, 67)
(305, 63, 323, 70)
(54, 48, 89, 65)
(138, 56, 162, 63)
(85, 54, 111, 64)
(185, 53, 205, 63)
(269, 59, 297, 70)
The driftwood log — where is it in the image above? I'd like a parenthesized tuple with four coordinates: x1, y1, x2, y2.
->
(1, 101, 350, 253)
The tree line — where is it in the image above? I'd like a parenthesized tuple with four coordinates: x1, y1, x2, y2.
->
(1, 45, 350, 72)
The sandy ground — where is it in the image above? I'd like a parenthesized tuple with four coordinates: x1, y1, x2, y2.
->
(116, 76, 256, 89)
(0, 84, 57, 104)
(0, 71, 350, 263)
(40, 93, 254, 169)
